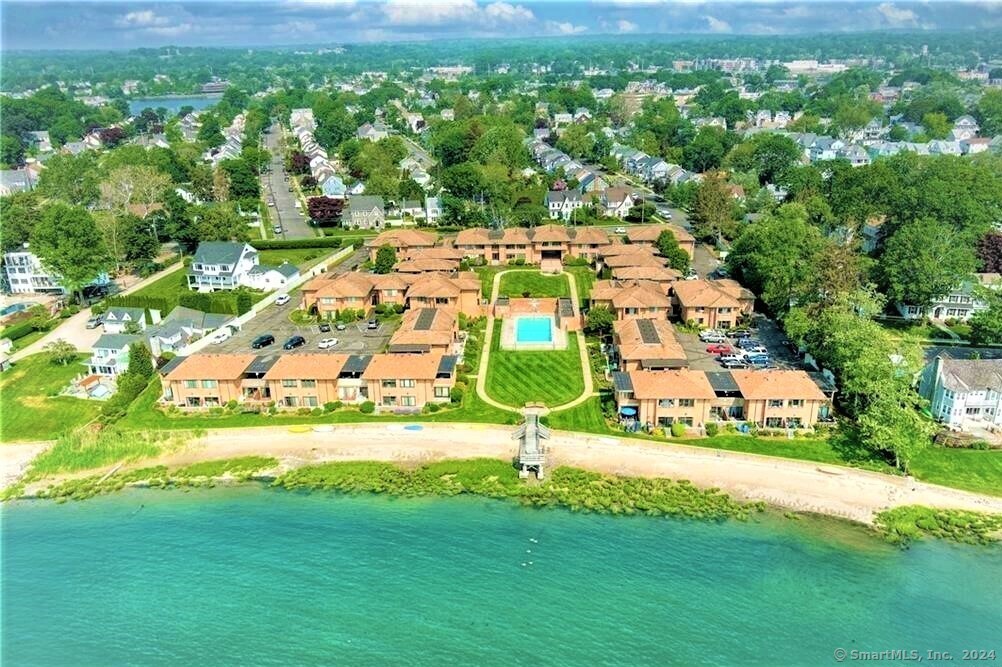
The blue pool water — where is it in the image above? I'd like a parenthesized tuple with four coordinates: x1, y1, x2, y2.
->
(515, 316, 553, 343)
(0, 302, 32, 317)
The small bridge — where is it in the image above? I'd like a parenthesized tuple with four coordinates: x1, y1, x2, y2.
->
(514, 405, 549, 479)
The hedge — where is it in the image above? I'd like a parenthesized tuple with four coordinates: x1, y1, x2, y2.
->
(253, 237, 343, 250)
(105, 295, 171, 315)
(178, 292, 240, 315)
(1, 321, 36, 341)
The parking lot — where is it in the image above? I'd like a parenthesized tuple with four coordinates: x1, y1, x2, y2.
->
(675, 315, 803, 372)
(213, 301, 395, 356)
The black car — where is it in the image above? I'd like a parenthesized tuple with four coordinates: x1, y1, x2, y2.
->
(251, 334, 275, 349)
(318, 323, 332, 333)
(283, 335, 306, 350)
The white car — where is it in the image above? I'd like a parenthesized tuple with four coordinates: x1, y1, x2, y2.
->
(318, 338, 339, 349)
(275, 294, 291, 306)
(210, 329, 232, 344)
(699, 329, 725, 342)
(614, 227, 626, 234)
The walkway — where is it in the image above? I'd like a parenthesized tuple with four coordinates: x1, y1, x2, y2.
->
(475, 268, 594, 414)
(9, 261, 186, 363)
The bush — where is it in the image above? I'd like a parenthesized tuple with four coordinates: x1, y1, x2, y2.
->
(323, 401, 341, 413)
(1, 321, 36, 341)
(670, 422, 686, 438)
(105, 294, 170, 315)
(359, 401, 375, 414)
(450, 387, 464, 404)
(426, 403, 441, 413)
(226, 399, 239, 411)
(704, 422, 719, 437)
(253, 237, 342, 250)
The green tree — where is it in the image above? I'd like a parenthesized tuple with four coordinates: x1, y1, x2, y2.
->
(688, 171, 736, 242)
(374, 245, 397, 274)
(30, 203, 110, 304)
(44, 339, 77, 366)
(975, 89, 1002, 136)
(127, 341, 154, 379)
(36, 152, 101, 206)
(197, 114, 225, 148)
(921, 112, 952, 140)
(0, 191, 41, 252)
(968, 288, 1002, 346)
(555, 124, 595, 160)
(219, 158, 260, 201)
(724, 133, 802, 185)
(880, 218, 977, 309)
(655, 229, 690, 272)
(585, 306, 615, 335)
(120, 214, 160, 269)
(682, 126, 729, 173)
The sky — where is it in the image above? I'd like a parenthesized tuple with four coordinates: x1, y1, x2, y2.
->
(2, 1, 1002, 50)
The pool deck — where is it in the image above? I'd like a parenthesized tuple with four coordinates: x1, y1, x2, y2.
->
(500, 315, 568, 351)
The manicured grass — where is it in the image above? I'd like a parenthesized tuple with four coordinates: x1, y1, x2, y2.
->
(0, 353, 102, 442)
(128, 268, 268, 312)
(484, 321, 585, 407)
(565, 266, 596, 305)
(257, 248, 330, 270)
(498, 271, 571, 299)
(875, 318, 960, 341)
(549, 396, 609, 434)
(910, 447, 1002, 497)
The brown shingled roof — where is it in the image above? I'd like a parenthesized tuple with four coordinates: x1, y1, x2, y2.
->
(628, 369, 716, 400)
(264, 354, 350, 380)
(365, 229, 438, 249)
(614, 318, 686, 363)
(166, 354, 255, 381)
(730, 370, 826, 401)
(626, 223, 695, 245)
(362, 353, 445, 380)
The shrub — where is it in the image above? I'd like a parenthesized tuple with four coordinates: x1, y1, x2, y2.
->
(426, 403, 441, 413)
(1, 322, 35, 341)
(253, 237, 342, 250)
(311, 407, 323, 416)
(450, 387, 464, 404)
(226, 399, 239, 411)
(670, 422, 686, 438)
(704, 422, 719, 437)
(359, 401, 375, 414)
(323, 401, 339, 413)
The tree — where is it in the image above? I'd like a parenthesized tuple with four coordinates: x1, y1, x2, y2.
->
(30, 203, 110, 303)
(219, 158, 260, 201)
(688, 171, 736, 242)
(98, 127, 126, 147)
(120, 214, 160, 269)
(44, 339, 77, 365)
(289, 151, 310, 175)
(977, 232, 1002, 273)
(100, 165, 170, 219)
(197, 114, 225, 148)
(626, 203, 655, 223)
(724, 133, 802, 185)
(374, 245, 397, 274)
(880, 218, 977, 309)
(127, 342, 154, 379)
(192, 203, 250, 243)
(887, 124, 909, 142)
(0, 191, 41, 252)
(682, 126, 729, 173)
(555, 124, 595, 160)
(307, 196, 344, 227)
(36, 152, 101, 206)
(585, 306, 615, 335)
(921, 112, 952, 140)
(969, 292, 1002, 346)
(655, 229, 690, 272)
(976, 89, 1002, 137)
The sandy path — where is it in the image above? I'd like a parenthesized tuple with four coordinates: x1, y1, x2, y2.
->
(0, 442, 51, 490)
(132, 423, 1002, 525)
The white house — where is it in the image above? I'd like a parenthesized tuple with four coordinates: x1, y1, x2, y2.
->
(187, 242, 259, 292)
(425, 196, 442, 224)
(145, 306, 235, 357)
(547, 190, 584, 220)
(920, 356, 1002, 432)
(950, 115, 980, 141)
(88, 334, 141, 377)
(357, 123, 389, 141)
(896, 273, 1001, 322)
(103, 306, 161, 334)
(243, 262, 300, 291)
(3, 250, 64, 294)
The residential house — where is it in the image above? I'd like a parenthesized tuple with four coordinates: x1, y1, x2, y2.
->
(729, 370, 829, 429)
(861, 215, 888, 253)
(89, 334, 141, 377)
(950, 115, 980, 141)
(599, 245, 667, 270)
(612, 318, 687, 371)
(161, 353, 259, 407)
(244, 262, 300, 291)
(389, 307, 458, 354)
(365, 229, 438, 262)
(896, 274, 1001, 322)
(612, 369, 716, 427)
(404, 272, 482, 313)
(425, 196, 442, 224)
(362, 353, 458, 411)
(3, 250, 64, 294)
(961, 138, 992, 155)
(453, 225, 609, 266)
(300, 271, 482, 318)
(611, 265, 682, 288)
(919, 356, 1002, 432)
(395, 248, 464, 273)
(624, 224, 696, 258)
(145, 306, 235, 357)
(187, 242, 259, 292)
(0, 169, 37, 196)
(348, 196, 386, 230)
(547, 190, 584, 221)
(27, 131, 53, 153)
(601, 187, 634, 219)
(590, 280, 672, 320)
(671, 279, 755, 329)
(356, 122, 389, 141)
(103, 307, 158, 334)
(320, 175, 347, 199)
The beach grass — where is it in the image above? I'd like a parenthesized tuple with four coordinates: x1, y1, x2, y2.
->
(498, 271, 571, 299)
(484, 322, 585, 407)
(27, 429, 190, 477)
(874, 505, 1002, 545)
(0, 353, 102, 442)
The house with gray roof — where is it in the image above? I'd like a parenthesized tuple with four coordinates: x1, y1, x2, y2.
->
(920, 356, 1002, 432)
(547, 190, 584, 220)
(103, 306, 161, 334)
(187, 242, 259, 292)
(244, 261, 300, 291)
(88, 334, 141, 377)
(146, 306, 235, 356)
(348, 196, 385, 230)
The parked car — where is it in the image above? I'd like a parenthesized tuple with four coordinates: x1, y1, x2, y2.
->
(85, 315, 103, 329)
(251, 334, 275, 349)
(211, 329, 232, 344)
(711, 266, 730, 279)
(275, 294, 291, 306)
(720, 359, 748, 369)
(283, 335, 306, 350)
(366, 319, 379, 330)
(273, 225, 283, 234)
(684, 270, 699, 281)
(719, 354, 746, 364)
(614, 227, 626, 234)
(744, 345, 768, 355)
(730, 329, 752, 339)
(736, 338, 763, 349)
(318, 323, 332, 333)
(334, 321, 347, 331)
(698, 329, 725, 342)
(317, 338, 339, 349)
(706, 343, 733, 355)
(745, 354, 770, 366)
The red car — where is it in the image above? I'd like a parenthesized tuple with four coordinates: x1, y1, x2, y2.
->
(706, 343, 734, 355)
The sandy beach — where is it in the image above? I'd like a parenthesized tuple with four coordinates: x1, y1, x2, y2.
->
(71, 422, 998, 526)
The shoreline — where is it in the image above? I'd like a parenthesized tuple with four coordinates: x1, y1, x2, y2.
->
(10, 423, 1002, 526)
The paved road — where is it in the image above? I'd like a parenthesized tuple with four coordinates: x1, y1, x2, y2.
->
(399, 134, 435, 171)
(263, 124, 313, 239)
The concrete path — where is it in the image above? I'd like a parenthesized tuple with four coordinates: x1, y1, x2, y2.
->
(9, 261, 186, 363)
(475, 268, 594, 414)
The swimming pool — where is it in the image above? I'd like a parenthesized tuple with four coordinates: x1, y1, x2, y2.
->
(515, 317, 553, 344)
(0, 303, 33, 317)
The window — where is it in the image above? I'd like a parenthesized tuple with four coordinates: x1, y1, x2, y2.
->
(678, 417, 693, 426)
(434, 386, 450, 398)
(184, 380, 197, 389)
(400, 379, 416, 388)
(658, 398, 675, 408)
(382, 380, 397, 388)
(657, 417, 673, 426)
(304, 396, 318, 407)
(787, 418, 803, 428)
(382, 396, 398, 406)
(768, 399, 784, 408)
(788, 399, 804, 407)
(966, 407, 981, 415)
(679, 399, 694, 407)
(186, 397, 202, 407)
(282, 379, 297, 388)
(301, 379, 317, 388)
(283, 396, 298, 407)
(401, 396, 416, 407)
(321, 298, 334, 305)
(201, 380, 217, 389)
(766, 417, 783, 427)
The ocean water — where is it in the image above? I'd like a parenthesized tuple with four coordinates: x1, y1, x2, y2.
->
(3, 487, 1001, 666)
(128, 95, 221, 116)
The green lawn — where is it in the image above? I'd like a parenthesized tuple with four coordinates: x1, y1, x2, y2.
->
(498, 271, 571, 299)
(484, 321, 585, 407)
(549, 396, 608, 433)
(127, 268, 268, 312)
(257, 248, 330, 270)
(0, 353, 101, 442)
(565, 266, 596, 306)
(910, 447, 1002, 497)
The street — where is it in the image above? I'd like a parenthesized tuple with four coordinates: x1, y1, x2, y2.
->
(263, 123, 313, 239)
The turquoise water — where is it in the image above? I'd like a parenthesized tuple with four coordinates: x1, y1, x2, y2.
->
(128, 95, 221, 116)
(516, 316, 553, 343)
(4, 488, 1002, 666)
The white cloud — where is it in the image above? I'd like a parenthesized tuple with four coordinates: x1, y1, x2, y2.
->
(877, 3, 919, 26)
(274, 20, 318, 33)
(114, 10, 169, 28)
(704, 15, 732, 33)
(484, 2, 534, 22)
(283, 0, 356, 6)
(147, 23, 194, 36)
(383, 0, 478, 25)
(616, 19, 639, 33)
(545, 20, 588, 34)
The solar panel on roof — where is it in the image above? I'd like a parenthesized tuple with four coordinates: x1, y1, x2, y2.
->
(611, 372, 634, 392)
(637, 319, 661, 345)
(341, 354, 372, 376)
(437, 355, 458, 376)
(246, 355, 278, 374)
(415, 308, 436, 331)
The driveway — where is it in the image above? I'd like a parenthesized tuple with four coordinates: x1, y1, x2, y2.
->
(263, 124, 313, 239)
(691, 244, 720, 279)
(675, 315, 800, 372)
